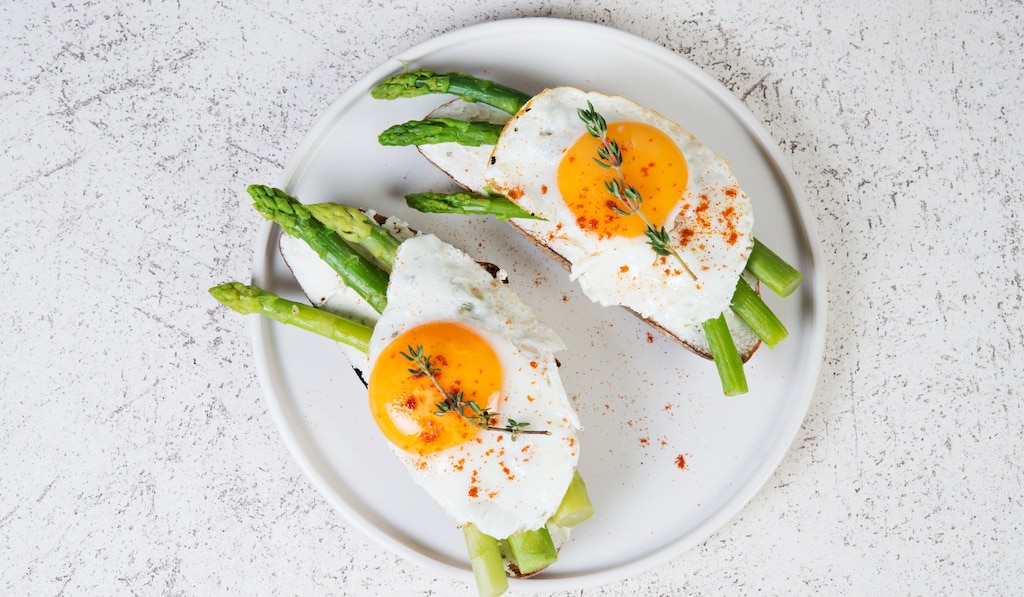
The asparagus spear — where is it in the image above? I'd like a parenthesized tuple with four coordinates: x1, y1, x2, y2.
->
(505, 527, 558, 575)
(248, 185, 391, 314)
(406, 192, 543, 221)
(746, 238, 803, 297)
(379, 118, 504, 147)
(305, 203, 401, 271)
(730, 276, 788, 347)
(209, 282, 373, 353)
(463, 524, 509, 597)
(702, 314, 748, 396)
(371, 69, 531, 115)
(550, 469, 594, 527)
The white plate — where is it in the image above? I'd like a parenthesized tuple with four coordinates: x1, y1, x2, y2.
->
(250, 17, 826, 592)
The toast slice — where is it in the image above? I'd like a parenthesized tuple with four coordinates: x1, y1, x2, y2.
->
(275, 211, 570, 577)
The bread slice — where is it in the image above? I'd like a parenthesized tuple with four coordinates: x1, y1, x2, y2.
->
(417, 99, 761, 362)
(275, 211, 569, 576)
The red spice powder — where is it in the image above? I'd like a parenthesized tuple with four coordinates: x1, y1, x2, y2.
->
(695, 194, 710, 212)
(468, 486, 479, 498)
(675, 454, 687, 470)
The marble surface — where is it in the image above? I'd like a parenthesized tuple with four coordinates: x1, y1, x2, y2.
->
(2, 1, 1022, 595)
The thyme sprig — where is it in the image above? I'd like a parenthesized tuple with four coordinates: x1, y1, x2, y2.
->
(577, 101, 697, 281)
(400, 345, 549, 441)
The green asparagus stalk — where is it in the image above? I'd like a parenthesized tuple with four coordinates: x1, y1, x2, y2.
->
(504, 527, 558, 575)
(462, 524, 509, 597)
(305, 203, 401, 271)
(550, 469, 594, 528)
(379, 118, 504, 147)
(209, 282, 373, 353)
(702, 314, 748, 396)
(746, 238, 803, 297)
(371, 69, 531, 115)
(248, 185, 391, 314)
(730, 276, 788, 348)
(406, 191, 543, 221)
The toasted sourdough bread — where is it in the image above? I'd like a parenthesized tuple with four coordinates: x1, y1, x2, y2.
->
(417, 99, 761, 362)
(275, 211, 566, 578)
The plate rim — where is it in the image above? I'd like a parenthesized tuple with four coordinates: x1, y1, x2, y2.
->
(249, 16, 827, 592)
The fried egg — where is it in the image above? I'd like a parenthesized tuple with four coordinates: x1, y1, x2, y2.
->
(483, 87, 755, 342)
(367, 234, 580, 539)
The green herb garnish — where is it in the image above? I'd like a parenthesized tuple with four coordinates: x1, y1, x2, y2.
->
(400, 345, 548, 440)
(577, 101, 697, 280)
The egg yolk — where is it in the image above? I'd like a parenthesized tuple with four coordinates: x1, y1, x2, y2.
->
(368, 321, 503, 455)
(557, 121, 688, 239)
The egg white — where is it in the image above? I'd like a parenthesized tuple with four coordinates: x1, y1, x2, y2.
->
(368, 234, 580, 539)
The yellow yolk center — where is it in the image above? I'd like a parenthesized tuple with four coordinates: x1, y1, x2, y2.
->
(557, 121, 688, 239)
(368, 321, 503, 455)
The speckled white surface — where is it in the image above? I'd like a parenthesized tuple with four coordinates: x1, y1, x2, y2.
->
(2, 1, 1022, 595)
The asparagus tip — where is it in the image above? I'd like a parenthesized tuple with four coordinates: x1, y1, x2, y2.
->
(209, 281, 262, 314)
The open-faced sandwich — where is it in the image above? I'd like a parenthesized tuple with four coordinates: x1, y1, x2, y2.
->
(210, 185, 593, 597)
(371, 71, 803, 395)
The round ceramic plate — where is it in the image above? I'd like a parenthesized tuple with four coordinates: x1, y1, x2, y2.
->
(250, 17, 826, 592)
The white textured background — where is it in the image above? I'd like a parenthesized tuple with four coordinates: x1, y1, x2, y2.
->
(2, 1, 1022, 595)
